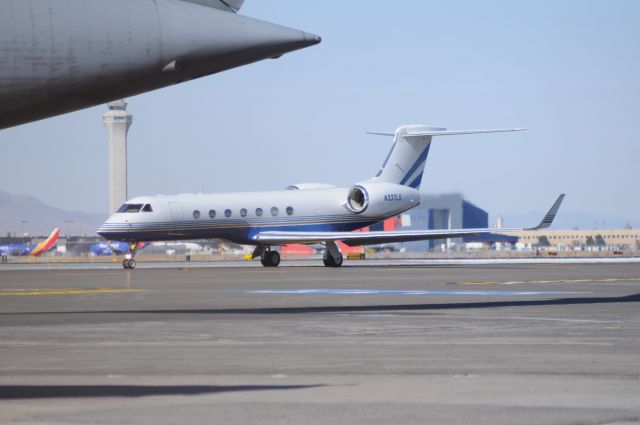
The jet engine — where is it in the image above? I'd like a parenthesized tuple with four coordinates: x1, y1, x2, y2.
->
(345, 182, 420, 217)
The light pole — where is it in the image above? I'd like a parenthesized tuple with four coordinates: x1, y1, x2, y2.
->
(20, 220, 28, 239)
(64, 220, 75, 240)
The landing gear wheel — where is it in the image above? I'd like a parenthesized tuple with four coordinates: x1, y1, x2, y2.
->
(122, 259, 136, 269)
(323, 252, 343, 267)
(260, 251, 281, 267)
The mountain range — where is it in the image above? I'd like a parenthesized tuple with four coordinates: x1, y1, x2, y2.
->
(0, 191, 106, 237)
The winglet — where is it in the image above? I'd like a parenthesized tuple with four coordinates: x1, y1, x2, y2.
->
(527, 194, 565, 231)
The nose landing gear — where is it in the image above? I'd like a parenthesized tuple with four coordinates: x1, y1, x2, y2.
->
(122, 258, 136, 269)
(122, 242, 140, 269)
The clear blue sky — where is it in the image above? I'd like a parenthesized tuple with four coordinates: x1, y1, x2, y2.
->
(1, 0, 638, 223)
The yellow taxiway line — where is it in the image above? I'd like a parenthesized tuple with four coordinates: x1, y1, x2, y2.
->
(0, 288, 145, 296)
(460, 278, 640, 285)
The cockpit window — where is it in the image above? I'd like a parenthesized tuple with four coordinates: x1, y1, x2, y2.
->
(142, 204, 153, 212)
(116, 204, 143, 213)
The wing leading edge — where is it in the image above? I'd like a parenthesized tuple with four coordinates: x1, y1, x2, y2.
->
(181, 0, 244, 13)
(253, 195, 565, 246)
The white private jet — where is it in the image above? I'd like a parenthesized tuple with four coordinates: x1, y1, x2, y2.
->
(97, 125, 564, 269)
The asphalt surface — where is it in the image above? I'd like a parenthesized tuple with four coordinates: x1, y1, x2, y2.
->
(1, 262, 639, 424)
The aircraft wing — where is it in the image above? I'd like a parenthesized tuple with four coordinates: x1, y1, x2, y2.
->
(254, 195, 565, 246)
(181, 0, 245, 12)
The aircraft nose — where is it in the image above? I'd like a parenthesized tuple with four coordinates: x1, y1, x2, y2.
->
(303, 32, 322, 46)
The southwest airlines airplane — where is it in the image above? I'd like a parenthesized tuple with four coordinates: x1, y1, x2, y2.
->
(97, 125, 564, 269)
(0, 228, 60, 257)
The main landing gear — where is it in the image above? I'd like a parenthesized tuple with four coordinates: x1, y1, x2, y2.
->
(253, 242, 343, 268)
(261, 251, 281, 267)
(323, 240, 343, 268)
(252, 245, 281, 267)
(122, 242, 140, 269)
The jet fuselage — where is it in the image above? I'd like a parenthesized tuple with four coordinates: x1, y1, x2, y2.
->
(97, 184, 421, 244)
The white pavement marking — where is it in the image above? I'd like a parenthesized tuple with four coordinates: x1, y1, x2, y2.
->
(242, 289, 591, 296)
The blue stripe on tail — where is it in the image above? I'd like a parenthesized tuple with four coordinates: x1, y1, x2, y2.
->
(408, 172, 423, 189)
(399, 144, 431, 186)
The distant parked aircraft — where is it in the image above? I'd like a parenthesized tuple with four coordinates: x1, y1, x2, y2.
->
(97, 125, 565, 269)
(0, 0, 320, 129)
(90, 241, 146, 256)
(0, 228, 61, 256)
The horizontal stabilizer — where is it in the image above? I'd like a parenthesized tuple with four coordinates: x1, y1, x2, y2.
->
(367, 128, 525, 138)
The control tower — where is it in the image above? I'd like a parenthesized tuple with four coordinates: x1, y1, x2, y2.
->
(103, 100, 132, 215)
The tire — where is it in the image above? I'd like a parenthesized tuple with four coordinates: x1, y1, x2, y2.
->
(269, 251, 280, 267)
(261, 251, 280, 267)
(129, 259, 136, 269)
(323, 252, 343, 267)
(122, 259, 130, 269)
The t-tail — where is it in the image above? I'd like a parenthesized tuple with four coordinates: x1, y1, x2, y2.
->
(367, 125, 526, 190)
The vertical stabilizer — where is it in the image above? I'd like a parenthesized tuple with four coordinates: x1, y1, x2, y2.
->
(367, 125, 525, 190)
(369, 125, 443, 190)
(30, 228, 60, 256)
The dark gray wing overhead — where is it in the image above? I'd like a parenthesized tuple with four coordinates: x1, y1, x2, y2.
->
(181, 0, 245, 13)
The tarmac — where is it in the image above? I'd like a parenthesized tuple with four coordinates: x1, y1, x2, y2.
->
(1, 260, 639, 424)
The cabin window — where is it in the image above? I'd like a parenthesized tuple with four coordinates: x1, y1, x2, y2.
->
(225, 209, 232, 218)
(255, 208, 263, 217)
(240, 208, 247, 217)
(271, 207, 279, 216)
(286, 206, 294, 216)
(209, 209, 216, 219)
(142, 204, 153, 213)
(116, 204, 143, 213)
(193, 210, 201, 219)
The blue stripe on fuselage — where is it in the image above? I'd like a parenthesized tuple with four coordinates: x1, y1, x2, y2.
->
(97, 220, 379, 244)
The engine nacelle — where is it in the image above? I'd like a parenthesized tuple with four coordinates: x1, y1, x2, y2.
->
(345, 182, 420, 217)
(286, 182, 337, 190)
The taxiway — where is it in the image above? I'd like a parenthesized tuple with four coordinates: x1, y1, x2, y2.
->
(1, 262, 639, 424)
